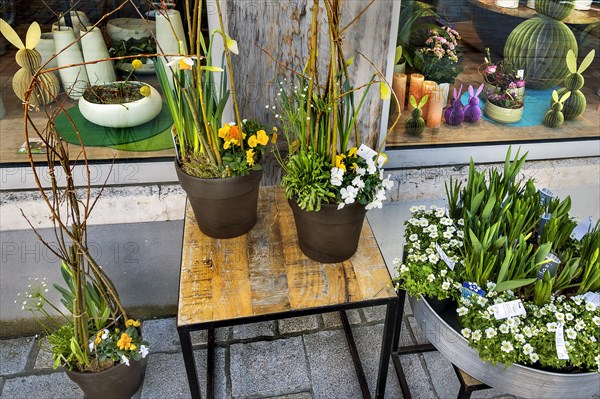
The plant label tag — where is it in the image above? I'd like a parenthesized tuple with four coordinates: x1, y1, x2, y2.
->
(538, 188, 554, 207)
(516, 69, 525, 79)
(582, 292, 600, 307)
(357, 144, 378, 161)
(377, 154, 387, 167)
(537, 253, 560, 279)
(461, 282, 485, 300)
(490, 299, 526, 320)
(435, 243, 455, 270)
(571, 216, 595, 241)
(172, 131, 182, 164)
(538, 213, 551, 239)
(555, 323, 570, 360)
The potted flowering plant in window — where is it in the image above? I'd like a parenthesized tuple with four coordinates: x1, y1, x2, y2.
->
(480, 48, 526, 101)
(484, 87, 525, 123)
(271, 0, 399, 263)
(154, 0, 276, 238)
(394, 149, 600, 398)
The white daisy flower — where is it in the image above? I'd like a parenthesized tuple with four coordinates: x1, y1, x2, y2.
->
(409, 206, 419, 213)
(457, 307, 469, 316)
(456, 230, 465, 238)
(485, 328, 497, 338)
(499, 324, 509, 334)
(427, 274, 435, 282)
(500, 341, 514, 353)
(409, 234, 418, 242)
(399, 264, 409, 274)
(428, 254, 439, 264)
(566, 328, 577, 340)
(472, 330, 482, 341)
(530, 353, 539, 362)
(461, 328, 472, 338)
(440, 269, 447, 277)
(523, 343, 534, 355)
(585, 302, 596, 312)
(592, 316, 600, 326)
(546, 322, 558, 332)
(442, 281, 451, 290)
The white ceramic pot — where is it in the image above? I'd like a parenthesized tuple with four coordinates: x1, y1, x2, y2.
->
(393, 62, 406, 74)
(526, 0, 535, 9)
(107, 18, 156, 44)
(438, 82, 451, 108)
(574, 0, 593, 10)
(58, 11, 90, 34)
(52, 26, 89, 99)
(78, 82, 162, 128)
(35, 32, 58, 70)
(80, 27, 116, 86)
(495, 0, 519, 8)
(484, 100, 523, 123)
(156, 9, 188, 88)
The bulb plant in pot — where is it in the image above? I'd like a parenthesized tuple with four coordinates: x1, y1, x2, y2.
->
(154, 0, 275, 239)
(272, 0, 399, 263)
(484, 86, 525, 124)
(480, 47, 525, 100)
(20, 52, 150, 399)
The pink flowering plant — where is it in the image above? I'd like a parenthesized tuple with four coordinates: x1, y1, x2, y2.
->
(413, 26, 463, 84)
(481, 48, 526, 93)
(487, 90, 524, 109)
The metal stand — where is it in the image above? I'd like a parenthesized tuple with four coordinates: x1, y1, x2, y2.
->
(178, 300, 399, 399)
(391, 289, 492, 399)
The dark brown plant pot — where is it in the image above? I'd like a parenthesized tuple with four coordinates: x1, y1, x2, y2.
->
(65, 359, 142, 399)
(175, 160, 262, 239)
(288, 198, 367, 263)
(424, 295, 454, 315)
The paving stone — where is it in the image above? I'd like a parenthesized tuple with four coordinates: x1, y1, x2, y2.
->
(363, 305, 387, 322)
(232, 321, 275, 340)
(397, 317, 416, 348)
(398, 354, 436, 399)
(408, 316, 430, 345)
(303, 329, 362, 398)
(0, 372, 82, 398)
(0, 337, 34, 375)
(230, 336, 310, 398)
(191, 327, 232, 346)
(33, 338, 54, 370)
(422, 351, 514, 399)
(265, 393, 312, 399)
(353, 324, 403, 399)
(278, 316, 319, 335)
(322, 309, 362, 328)
(141, 349, 227, 399)
(142, 318, 181, 353)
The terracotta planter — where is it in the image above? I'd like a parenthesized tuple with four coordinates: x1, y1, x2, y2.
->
(78, 82, 162, 128)
(484, 101, 523, 124)
(287, 199, 367, 263)
(175, 161, 262, 238)
(409, 295, 600, 398)
(65, 359, 142, 399)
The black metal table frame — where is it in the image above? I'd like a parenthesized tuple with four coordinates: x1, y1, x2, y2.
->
(390, 289, 491, 399)
(177, 297, 399, 399)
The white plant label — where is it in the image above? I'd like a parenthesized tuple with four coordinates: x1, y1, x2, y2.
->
(357, 144, 378, 161)
(377, 154, 387, 167)
(571, 216, 595, 241)
(555, 323, 570, 360)
(435, 243, 455, 270)
(582, 292, 600, 307)
(491, 299, 526, 320)
(517, 69, 525, 79)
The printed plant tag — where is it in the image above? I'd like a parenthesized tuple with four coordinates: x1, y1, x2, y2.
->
(538, 188, 554, 207)
(555, 323, 570, 360)
(537, 253, 560, 279)
(490, 299, 526, 320)
(571, 217, 595, 241)
(461, 282, 485, 300)
(516, 69, 525, 79)
(582, 292, 600, 307)
(435, 243, 455, 270)
(357, 144, 378, 161)
(377, 154, 387, 167)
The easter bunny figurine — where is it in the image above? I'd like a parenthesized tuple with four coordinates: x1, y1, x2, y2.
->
(405, 94, 428, 136)
(0, 19, 59, 105)
(464, 83, 484, 123)
(557, 49, 595, 120)
(544, 90, 571, 128)
(444, 85, 464, 126)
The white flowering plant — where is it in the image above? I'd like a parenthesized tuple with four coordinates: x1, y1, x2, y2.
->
(457, 289, 600, 372)
(393, 205, 465, 300)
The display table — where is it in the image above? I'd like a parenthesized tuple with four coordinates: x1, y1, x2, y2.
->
(177, 187, 399, 399)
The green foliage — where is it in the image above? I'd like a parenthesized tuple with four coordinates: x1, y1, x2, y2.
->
(281, 151, 335, 211)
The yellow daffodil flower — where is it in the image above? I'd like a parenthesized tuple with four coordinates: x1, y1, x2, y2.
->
(131, 59, 143, 70)
(139, 85, 151, 97)
(117, 333, 133, 350)
(256, 130, 269, 146)
(248, 135, 258, 148)
(348, 147, 358, 157)
(166, 56, 197, 70)
(246, 149, 255, 166)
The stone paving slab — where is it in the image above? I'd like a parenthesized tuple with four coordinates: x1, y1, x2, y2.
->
(278, 316, 319, 335)
(363, 305, 387, 323)
(265, 393, 312, 399)
(303, 329, 362, 398)
(321, 309, 362, 328)
(0, 372, 82, 399)
(33, 338, 53, 370)
(230, 336, 310, 398)
(232, 321, 275, 341)
(0, 337, 34, 376)
(191, 327, 232, 346)
(398, 354, 437, 399)
(142, 318, 182, 353)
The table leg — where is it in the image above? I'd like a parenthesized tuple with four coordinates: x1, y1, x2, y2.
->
(375, 299, 399, 399)
(340, 310, 371, 398)
(178, 328, 202, 399)
(207, 328, 215, 399)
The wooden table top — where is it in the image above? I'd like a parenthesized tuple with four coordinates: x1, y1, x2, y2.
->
(469, 0, 600, 24)
(177, 187, 397, 328)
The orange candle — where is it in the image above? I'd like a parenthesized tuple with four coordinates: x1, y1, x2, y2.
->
(392, 72, 407, 113)
(408, 73, 424, 111)
(421, 80, 437, 120)
(426, 88, 445, 130)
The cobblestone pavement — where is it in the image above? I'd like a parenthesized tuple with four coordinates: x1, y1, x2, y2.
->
(0, 304, 530, 399)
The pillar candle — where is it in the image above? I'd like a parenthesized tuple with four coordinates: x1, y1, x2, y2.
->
(426, 88, 445, 130)
(421, 80, 437, 120)
(408, 73, 424, 111)
(392, 72, 407, 113)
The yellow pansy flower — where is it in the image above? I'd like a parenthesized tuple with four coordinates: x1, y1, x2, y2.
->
(126, 319, 141, 328)
(246, 149, 255, 166)
(218, 124, 231, 139)
(335, 154, 347, 171)
(256, 130, 269, 146)
(348, 147, 358, 157)
(130, 344, 137, 351)
(248, 135, 258, 148)
(117, 333, 133, 350)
